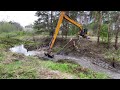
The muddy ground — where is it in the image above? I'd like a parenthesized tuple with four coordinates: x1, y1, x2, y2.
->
(24, 36, 120, 78)
(24, 36, 120, 69)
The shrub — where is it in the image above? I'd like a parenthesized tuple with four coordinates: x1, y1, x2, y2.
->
(0, 21, 21, 33)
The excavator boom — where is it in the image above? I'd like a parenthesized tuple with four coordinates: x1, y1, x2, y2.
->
(49, 11, 83, 49)
(64, 14, 82, 30)
(49, 12, 65, 49)
(45, 11, 84, 58)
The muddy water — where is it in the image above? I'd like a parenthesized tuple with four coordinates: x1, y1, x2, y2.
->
(9, 44, 44, 56)
(9, 45, 120, 79)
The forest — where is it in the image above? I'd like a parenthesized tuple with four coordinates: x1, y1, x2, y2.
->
(0, 11, 120, 79)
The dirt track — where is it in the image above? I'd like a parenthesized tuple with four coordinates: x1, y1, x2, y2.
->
(34, 49, 120, 79)
(53, 55, 120, 79)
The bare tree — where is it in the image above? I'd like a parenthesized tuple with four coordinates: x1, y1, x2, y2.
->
(107, 11, 111, 49)
(65, 11, 69, 39)
(49, 11, 53, 36)
(114, 12, 120, 50)
(107, 23, 110, 48)
(114, 19, 120, 50)
(97, 11, 102, 45)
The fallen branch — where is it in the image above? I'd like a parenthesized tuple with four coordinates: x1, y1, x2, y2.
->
(56, 38, 73, 54)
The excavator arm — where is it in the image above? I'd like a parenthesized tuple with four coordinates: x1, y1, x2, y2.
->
(49, 11, 83, 49)
(45, 11, 84, 58)
(64, 14, 83, 30)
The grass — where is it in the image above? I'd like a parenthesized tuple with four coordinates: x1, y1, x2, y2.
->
(43, 60, 108, 79)
(0, 50, 108, 79)
(104, 49, 120, 62)
(0, 62, 37, 79)
(78, 72, 107, 79)
(0, 51, 40, 79)
(0, 31, 43, 50)
(0, 31, 109, 79)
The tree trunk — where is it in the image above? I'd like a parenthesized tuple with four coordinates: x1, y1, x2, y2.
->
(62, 22, 65, 40)
(50, 11, 53, 36)
(107, 23, 110, 49)
(114, 25, 119, 50)
(65, 22, 68, 39)
(62, 30, 63, 39)
(97, 11, 102, 45)
(47, 14, 49, 32)
(107, 12, 111, 49)
(94, 11, 97, 23)
(65, 11, 69, 39)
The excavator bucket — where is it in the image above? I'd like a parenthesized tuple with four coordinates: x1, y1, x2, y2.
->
(44, 53, 54, 58)
(44, 48, 54, 58)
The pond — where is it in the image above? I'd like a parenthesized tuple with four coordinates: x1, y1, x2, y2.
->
(9, 44, 43, 56)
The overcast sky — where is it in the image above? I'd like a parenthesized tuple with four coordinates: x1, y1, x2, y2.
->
(0, 11, 38, 27)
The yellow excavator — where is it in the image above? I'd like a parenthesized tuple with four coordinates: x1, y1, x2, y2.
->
(44, 11, 88, 58)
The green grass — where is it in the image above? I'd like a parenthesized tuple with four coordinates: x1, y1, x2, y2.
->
(104, 49, 120, 62)
(0, 31, 109, 79)
(0, 52, 39, 79)
(0, 50, 108, 79)
(45, 61, 78, 72)
(0, 31, 43, 50)
(0, 62, 37, 79)
(78, 72, 107, 79)
(41, 60, 108, 79)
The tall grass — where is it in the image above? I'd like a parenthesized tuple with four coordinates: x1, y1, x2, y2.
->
(0, 22, 20, 33)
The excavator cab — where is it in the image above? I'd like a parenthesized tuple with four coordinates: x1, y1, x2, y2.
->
(44, 11, 89, 58)
(79, 28, 88, 38)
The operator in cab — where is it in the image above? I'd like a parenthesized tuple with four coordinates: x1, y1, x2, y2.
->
(78, 28, 90, 39)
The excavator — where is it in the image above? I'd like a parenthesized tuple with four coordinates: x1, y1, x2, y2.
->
(44, 11, 88, 58)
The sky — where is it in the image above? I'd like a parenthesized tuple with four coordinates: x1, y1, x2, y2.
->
(0, 11, 38, 27)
